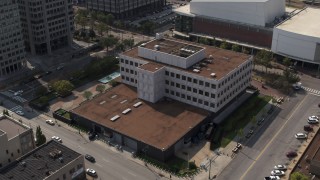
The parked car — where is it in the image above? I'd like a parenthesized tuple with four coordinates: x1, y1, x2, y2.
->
(52, 136, 62, 143)
(85, 154, 95, 163)
(46, 119, 55, 125)
(245, 133, 251, 139)
(86, 168, 97, 177)
(274, 165, 287, 170)
(15, 110, 24, 116)
(56, 65, 64, 70)
(286, 151, 297, 158)
(45, 71, 52, 75)
(308, 118, 319, 124)
(271, 170, 285, 176)
(295, 133, 307, 139)
(258, 118, 265, 125)
(304, 125, 313, 132)
(309, 115, 319, 120)
(264, 176, 280, 180)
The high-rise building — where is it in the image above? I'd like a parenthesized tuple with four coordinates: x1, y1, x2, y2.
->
(17, 0, 74, 55)
(0, 0, 26, 79)
(86, 0, 166, 19)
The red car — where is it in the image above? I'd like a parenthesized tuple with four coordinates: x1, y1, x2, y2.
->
(304, 125, 313, 132)
(286, 151, 297, 158)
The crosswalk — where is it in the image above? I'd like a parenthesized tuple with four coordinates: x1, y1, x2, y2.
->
(301, 86, 320, 96)
(10, 105, 23, 112)
(0, 91, 28, 103)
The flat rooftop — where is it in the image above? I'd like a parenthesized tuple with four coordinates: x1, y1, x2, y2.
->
(173, 4, 194, 17)
(143, 38, 203, 58)
(139, 63, 164, 72)
(72, 84, 209, 150)
(123, 38, 250, 80)
(0, 118, 28, 139)
(276, 7, 320, 38)
(0, 140, 82, 180)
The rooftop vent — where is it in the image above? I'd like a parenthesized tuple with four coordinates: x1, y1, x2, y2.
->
(110, 115, 120, 122)
(59, 157, 64, 163)
(111, 95, 117, 99)
(120, 100, 127, 104)
(99, 101, 106, 105)
(154, 45, 160, 50)
(210, 73, 216, 78)
(49, 149, 62, 159)
(140, 43, 146, 47)
(205, 59, 213, 64)
(193, 69, 200, 73)
(122, 108, 132, 115)
(209, 55, 213, 59)
(133, 102, 142, 108)
(156, 33, 163, 40)
(20, 161, 26, 167)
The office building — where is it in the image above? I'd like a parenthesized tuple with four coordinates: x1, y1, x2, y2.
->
(86, 0, 166, 19)
(0, 115, 35, 168)
(17, 0, 74, 55)
(0, 140, 85, 180)
(0, 0, 26, 79)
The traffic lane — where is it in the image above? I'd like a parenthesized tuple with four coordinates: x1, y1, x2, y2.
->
(243, 94, 320, 179)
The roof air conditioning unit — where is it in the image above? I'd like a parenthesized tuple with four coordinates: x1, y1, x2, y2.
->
(154, 45, 160, 50)
(110, 115, 120, 121)
(140, 43, 146, 47)
(156, 33, 163, 40)
(210, 73, 216, 78)
(122, 108, 132, 115)
(133, 102, 143, 108)
(193, 69, 200, 73)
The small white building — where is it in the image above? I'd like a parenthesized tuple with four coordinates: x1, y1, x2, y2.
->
(120, 37, 253, 112)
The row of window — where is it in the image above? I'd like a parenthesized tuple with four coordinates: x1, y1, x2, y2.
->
(165, 80, 217, 98)
(121, 58, 141, 67)
(122, 75, 137, 84)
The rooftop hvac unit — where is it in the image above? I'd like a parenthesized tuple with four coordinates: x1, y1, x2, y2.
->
(140, 43, 146, 47)
(154, 45, 160, 50)
(193, 69, 200, 73)
(122, 108, 132, 115)
(205, 59, 213, 64)
(133, 102, 142, 108)
(110, 115, 120, 121)
(210, 73, 216, 78)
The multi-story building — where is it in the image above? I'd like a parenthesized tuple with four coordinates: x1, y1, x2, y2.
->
(0, 115, 35, 168)
(17, 0, 74, 55)
(0, 0, 26, 79)
(0, 140, 86, 180)
(119, 36, 253, 112)
(86, 0, 166, 19)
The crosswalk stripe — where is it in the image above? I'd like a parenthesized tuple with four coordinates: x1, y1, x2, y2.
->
(301, 86, 320, 95)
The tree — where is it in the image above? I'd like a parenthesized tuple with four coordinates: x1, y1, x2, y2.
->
(52, 80, 74, 97)
(251, 116, 257, 126)
(109, 80, 118, 87)
(220, 40, 230, 49)
(96, 23, 107, 36)
(255, 50, 273, 73)
(123, 39, 134, 49)
(79, 30, 87, 38)
(105, 14, 115, 25)
(140, 20, 155, 34)
(96, 84, 106, 93)
(83, 91, 93, 100)
(199, 37, 209, 45)
(36, 126, 46, 146)
(231, 44, 241, 52)
(115, 42, 125, 52)
(74, 30, 80, 37)
(283, 69, 300, 83)
(88, 29, 96, 40)
(3, 109, 10, 116)
(101, 35, 119, 51)
(78, 16, 88, 30)
(290, 172, 309, 180)
(283, 56, 292, 67)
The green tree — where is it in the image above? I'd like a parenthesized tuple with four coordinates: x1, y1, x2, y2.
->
(3, 109, 10, 116)
(52, 80, 74, 97)
(109, 80, 118, 87)
(83, 91, 93, 100)
(38, 96, 49, 105)
(96, 84, 106, 93)
(199, 37, 209, 45)
(123, 38, 134, 49)
(115, 42, 125, 52)
(74, 30, 80, 37)
(231, 44, 241, 52)
(140, 20, 155, 34)
(101, 35, 119, 51)
(88, 29, 96, 40)
(283, 56, 292, 67)
(78, 16, 88, 30)
(220, 40, 230, 49)
(36, 126, 46, 146)
(105, 14, 115, 25)
(290, 172, 309, 180)
(96, 23, 108, 36)
(79, 30, 87, 38)
(283, 69, 300, 83)
(255, 50, 273, 73)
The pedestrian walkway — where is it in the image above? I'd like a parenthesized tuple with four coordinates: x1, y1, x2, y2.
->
(10, 105, 23, 112)
(0, 91, 28, 103)
(301, 86, 320, 96)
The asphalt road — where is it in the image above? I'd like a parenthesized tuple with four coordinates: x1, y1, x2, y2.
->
(0, 100, 159, 180)
(217, 92, 320, 180)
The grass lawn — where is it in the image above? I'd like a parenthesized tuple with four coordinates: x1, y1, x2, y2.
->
(219, 95, 271, 148)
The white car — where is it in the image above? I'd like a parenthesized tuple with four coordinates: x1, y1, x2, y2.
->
(52, 136, 62, 143)
(308, 117, 319, 124)
(295, 133, 307, 139)
(267, 176, 280, 180)
(86, 168, 97, 177)
(274, 165, 287, 170)
(15, 110, 24, 116)
(46, 120, 55, 125)
(309, 116, 319, 120)
(271, 170, 285, 176)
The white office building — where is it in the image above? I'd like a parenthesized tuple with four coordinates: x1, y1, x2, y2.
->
(120, 36, 253, 112)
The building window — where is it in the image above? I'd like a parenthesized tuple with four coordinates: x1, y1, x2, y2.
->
(17, 149, 20, 153)
(120, 59, 124, 63)
(182, 75, 186, 80)
(130, 61, 133, 65)
(187, 96, 191, 100)
(199, 80, 204, 85)
(170, 90, 174, 95)
(211, 84, 216, 89)
(170, 72, 175, 77)
(193, 88, 197, 93)
(125, 60, 128, 64)
(125, 68, 129, 73)
(121, 67, 124, 71)
(187, 86, 191, 91)
(205, 92, 209, 97)
(181, 85, 186, 90)
(192, 97, 197, 102)
(199, 90, 203, 95)
(165, 89, 169, 93)
(165, 71, 169, 75)
(135, 62, 138, 67)
(171, 82, 174, 86)
(193, 79, 198, 84)
(181, 94, 185, 99)
(205, 82, 210, 87)
(204, 101, 209, 106)
(187, 77, 192, 82)
(176, 74, 180, 79)
(211, 93, 215, 98)
(165, 80, 169, 85)
(198, 99, 203, 104)
(176, 92, 180, 97)
(176, 83, 180, 88)
(130, 70, 134, 74)
(210, 103, 215, 108)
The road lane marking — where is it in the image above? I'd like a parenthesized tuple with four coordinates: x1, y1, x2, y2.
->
(95, 163, 102, 168)
(240, 95, 309, 180)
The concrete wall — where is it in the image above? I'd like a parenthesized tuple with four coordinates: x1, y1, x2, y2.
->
(190, 0, 285, 26)
(272, 28, 320, 64)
